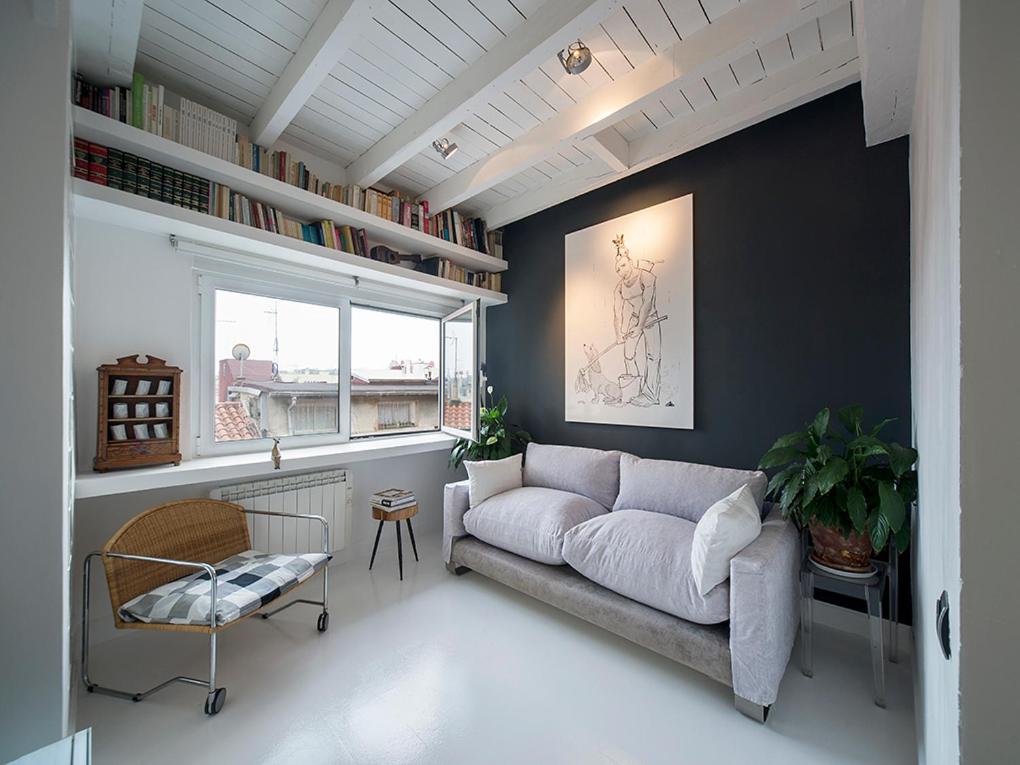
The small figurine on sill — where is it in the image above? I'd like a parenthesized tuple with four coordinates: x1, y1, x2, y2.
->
(271, 438, 281, 470)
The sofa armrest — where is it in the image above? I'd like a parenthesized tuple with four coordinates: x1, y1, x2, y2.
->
(728, 507, 800, 707)
(443, 480, 471, 564)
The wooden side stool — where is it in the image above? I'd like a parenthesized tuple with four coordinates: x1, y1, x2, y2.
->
(369, 503, 419, 580)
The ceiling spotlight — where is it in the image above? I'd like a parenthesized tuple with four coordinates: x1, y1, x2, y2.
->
(432, 138, 459, 160)
(558, 40, 592, 75)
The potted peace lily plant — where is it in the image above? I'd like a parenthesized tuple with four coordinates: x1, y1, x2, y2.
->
(758, 406, 918, 572)
(449, 386, 531, 469)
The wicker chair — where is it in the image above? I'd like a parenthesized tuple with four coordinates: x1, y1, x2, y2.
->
(81, 499, 330, 715)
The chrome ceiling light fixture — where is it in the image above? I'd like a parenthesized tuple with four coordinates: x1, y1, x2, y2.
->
(432, 137, 459, 160)
(558, 40, 592, 75)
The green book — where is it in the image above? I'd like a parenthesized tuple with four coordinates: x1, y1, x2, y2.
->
(149, 162, 163, 200)
(122, 153, 138, 194)
(136, 157, 150, 198)
(107, 148, 124, 190)
(131, 72, 144, 130)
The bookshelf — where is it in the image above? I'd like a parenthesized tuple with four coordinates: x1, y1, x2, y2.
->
(73, 179, 508, 305)
(71, 106, 507, 277)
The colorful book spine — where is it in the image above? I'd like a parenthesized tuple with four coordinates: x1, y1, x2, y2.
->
(73, 138, 89, 180)
(87, 143, 108, 186)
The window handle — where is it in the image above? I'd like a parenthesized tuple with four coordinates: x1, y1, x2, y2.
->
(936, 590, 951, 660)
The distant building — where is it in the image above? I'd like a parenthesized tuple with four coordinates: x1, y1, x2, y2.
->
(215, 358, 439, 440)
(217, 358, 276, 403)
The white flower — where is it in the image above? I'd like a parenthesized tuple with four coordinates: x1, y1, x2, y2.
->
(487, 385, 493, 394)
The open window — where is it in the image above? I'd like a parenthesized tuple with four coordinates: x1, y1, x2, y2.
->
(440, 300, 479, 441)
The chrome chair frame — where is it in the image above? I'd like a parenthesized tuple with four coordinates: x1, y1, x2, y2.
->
(81, 509, 329, 715)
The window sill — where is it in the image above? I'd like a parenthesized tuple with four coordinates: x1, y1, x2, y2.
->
(74, 432, 457, 500)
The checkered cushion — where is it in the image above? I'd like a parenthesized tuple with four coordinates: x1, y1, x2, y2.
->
(118, 550, 329, 627)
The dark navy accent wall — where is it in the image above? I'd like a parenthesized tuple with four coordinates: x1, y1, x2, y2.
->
(487, 86, 912, 620)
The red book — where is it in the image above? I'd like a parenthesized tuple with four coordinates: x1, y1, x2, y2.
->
(87, 142, 108, 186)
(73, 137, 90, 180)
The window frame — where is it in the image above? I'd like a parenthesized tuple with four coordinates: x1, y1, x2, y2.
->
(196, 271, 352, 456)
(194, 266, 458, 457)
(349, 302, 442, 440)
(440, 300, 481, 442)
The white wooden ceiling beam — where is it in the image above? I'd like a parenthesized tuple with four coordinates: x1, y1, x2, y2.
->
(424, 0, 848, 211)
(345, 0, 622, 188)
(583, 128, 630, 171)
(250, 0, 374, 147)
(484, 39, 861, 228)
(854, 0, 924, 146)
(72, 0, 145, 86)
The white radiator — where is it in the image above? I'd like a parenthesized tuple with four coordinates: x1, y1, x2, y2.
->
(212, 470, 352, 556)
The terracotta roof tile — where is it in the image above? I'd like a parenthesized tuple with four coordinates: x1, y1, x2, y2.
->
(215, 401, 261, 441)
(444, 401, 473, 430)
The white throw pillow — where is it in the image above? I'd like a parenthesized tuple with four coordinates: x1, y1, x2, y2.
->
(465, 453, 523, 507)
(690, 483, 762, 596)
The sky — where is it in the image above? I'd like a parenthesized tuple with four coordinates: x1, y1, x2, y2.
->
(215, 290, 440, 372)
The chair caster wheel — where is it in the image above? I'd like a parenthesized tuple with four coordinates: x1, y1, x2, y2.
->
(204, 687, 227, 716)
(317, 612, 330, 632)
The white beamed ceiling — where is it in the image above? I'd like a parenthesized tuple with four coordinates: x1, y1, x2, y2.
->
(123, 0, 862, 227)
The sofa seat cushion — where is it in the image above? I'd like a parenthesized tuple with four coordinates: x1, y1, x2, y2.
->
(463, 486, 608, 565)
(562, 510, 730, 624)
(118, 550, 329, 627)
(613, 454, 767, 523)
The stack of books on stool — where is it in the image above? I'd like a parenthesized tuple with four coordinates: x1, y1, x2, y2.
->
(369, 489, 419, 580)
(371, 488, 416, 511)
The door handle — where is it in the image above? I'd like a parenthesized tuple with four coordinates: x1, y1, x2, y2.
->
(936, 590, 951, 660)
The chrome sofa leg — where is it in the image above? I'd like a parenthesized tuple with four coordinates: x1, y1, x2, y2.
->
(734, 694, 770, 723)
(445, 560, 470, 575)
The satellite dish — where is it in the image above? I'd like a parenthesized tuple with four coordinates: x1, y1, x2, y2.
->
(232, 343, 251, 361)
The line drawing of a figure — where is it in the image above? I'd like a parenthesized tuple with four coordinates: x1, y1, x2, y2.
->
(575, 234, 666, 407)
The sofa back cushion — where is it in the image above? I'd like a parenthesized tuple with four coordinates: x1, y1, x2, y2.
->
(612, 454, 767, 523)
(523, 442, 622, 509)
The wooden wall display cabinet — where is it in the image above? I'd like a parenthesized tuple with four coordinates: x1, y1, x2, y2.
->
(94, 355, 182, 471)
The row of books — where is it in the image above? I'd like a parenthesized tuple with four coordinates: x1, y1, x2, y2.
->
(74, 74, 237, 161)
(431, 209, 490, 252)
(74, 138, 210, 212)
(486, 229, 504, 259)
(371, 489, 416, 510)
(74, 138, 505, 293)
(416, 258, 503, 292)
(73, 72, 502, 254)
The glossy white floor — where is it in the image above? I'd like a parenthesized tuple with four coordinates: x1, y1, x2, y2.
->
(77, 532, 916, 764)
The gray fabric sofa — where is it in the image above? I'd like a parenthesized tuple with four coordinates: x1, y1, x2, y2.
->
(443, 443, 800, 722)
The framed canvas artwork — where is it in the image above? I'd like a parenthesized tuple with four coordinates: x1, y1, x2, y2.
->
(565, 194, 694, 429)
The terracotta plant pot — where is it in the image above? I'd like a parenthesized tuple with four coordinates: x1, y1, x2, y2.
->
(808, 520, 875, 573)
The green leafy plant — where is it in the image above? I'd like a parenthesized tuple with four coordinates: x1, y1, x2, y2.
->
(758, 406, 918, 552)
(449, 386, 531, 469)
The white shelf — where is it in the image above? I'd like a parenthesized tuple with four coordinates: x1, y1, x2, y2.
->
(72, 106, 507, 275)
(75, 432, 457, 499)
(73, 179, 508, 306)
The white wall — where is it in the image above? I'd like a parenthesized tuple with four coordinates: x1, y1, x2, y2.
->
(911, 2, 1020, 762)
(0, 0, 75, 759)
(74, 221, 194, 467)
(910, 2, 961, 762)
(957, 2, 1020, 761)
(73, 218, 463, 645)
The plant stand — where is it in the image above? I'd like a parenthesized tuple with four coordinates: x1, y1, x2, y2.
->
(799, 531, 899, 708)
